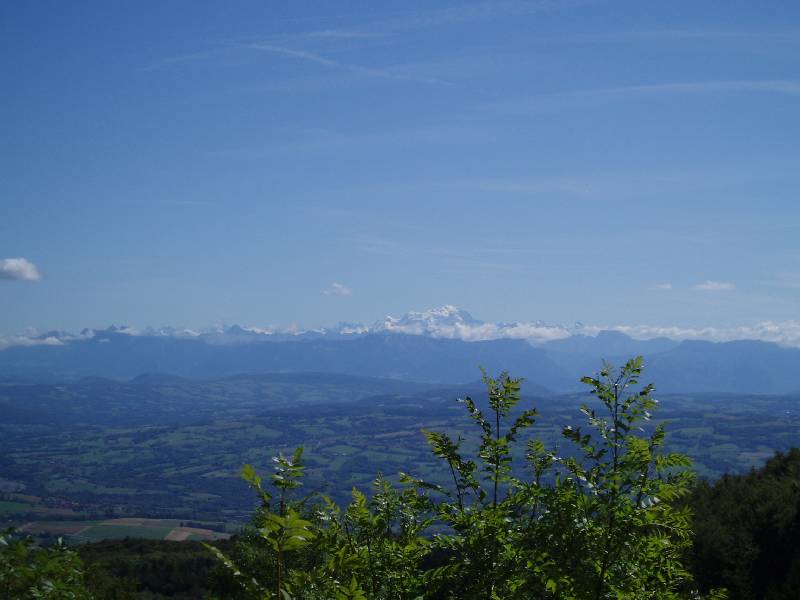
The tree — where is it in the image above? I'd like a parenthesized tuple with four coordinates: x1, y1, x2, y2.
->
(0, 529, 93, 599)
(689, 448, 800, 599)
(211, 358, 718, 599)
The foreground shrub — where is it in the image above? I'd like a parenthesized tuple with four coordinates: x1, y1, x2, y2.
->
(0, 529, 92, 599)
(212, 358, 722, 599)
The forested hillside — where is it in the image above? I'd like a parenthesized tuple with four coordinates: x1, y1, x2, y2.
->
(4, 359, 797, 598)
(689, 449, 800, 599)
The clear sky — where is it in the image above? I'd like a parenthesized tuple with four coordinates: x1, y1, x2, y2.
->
(2, 1, 799, 335)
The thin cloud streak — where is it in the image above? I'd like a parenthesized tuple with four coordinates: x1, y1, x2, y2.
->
(211, 123, 481, 158)
(596, 80, 800, 96)
(300, 30, 385, 40)
(137, 49, 228, 72)
(140, 1, 586, 74)
(366, 0, 590, 32)
(496, 80, 800, 113)
(244, 43, 451, 84)
(693, 280, 736, 292)
(548, 29, 800, 44)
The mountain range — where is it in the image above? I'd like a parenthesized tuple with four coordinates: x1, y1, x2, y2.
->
(2, 307, 799, 394)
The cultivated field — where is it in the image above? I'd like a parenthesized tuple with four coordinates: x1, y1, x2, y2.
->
(17, 517, 231, 544)
(1, 374, 798, 524)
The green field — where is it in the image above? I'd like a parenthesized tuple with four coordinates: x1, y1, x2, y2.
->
(0, 500, 30, 513)
(1, 374, 798, 525)
(17, 518, 231, 545)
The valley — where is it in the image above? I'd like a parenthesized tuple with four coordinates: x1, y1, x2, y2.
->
(2, 372, 798, 534)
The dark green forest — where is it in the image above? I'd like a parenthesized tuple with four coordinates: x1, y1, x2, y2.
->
(688, 448, 800, 599)
(3, 360, 799, 598)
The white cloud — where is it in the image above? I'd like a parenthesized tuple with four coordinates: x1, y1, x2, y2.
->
(322, 282, 353, 296)
(0, 258, 41, 282)
(582, 321, 800, 348)
(369, 307, 800, 347)
(371, 307, 800, 347)
(649, 283, 673, 291)
(6, 309, 800, 350)
(0, 335, 62, 351)
(693, 280, 736, 291)
(429, 321, 571, 344)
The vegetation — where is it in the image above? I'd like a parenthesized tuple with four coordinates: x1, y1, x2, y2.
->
(209, 358, 717, 599)
(2, 373, 797, 523)
(689, 448, 800, 600)
(0, 528, 91, 599)
(3, 359, 799, 598)
(79, 538, 236, 599)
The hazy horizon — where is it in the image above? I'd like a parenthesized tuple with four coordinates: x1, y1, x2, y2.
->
(4, 304, 800, 350)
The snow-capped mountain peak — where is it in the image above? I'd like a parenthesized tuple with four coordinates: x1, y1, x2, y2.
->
(7, 306, 800, 352)
(374, 305, 482, 335)
(370, 305, 570, 343)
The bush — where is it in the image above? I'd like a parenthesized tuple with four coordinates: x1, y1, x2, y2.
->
(0, 529, 92, 599)
(212, 358, 718, 599)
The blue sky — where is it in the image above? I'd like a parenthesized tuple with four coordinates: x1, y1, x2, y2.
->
(2, 0, 799, 335)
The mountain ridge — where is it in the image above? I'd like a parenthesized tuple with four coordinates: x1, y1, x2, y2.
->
(1, 328, 799, 394)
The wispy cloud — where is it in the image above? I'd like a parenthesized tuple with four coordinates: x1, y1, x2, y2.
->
(167, 199, 219, 208)
(141, 1, 585, 75)
(496, 80, 800, 113)
(212, 123, 482, 158)
(447, 177, 590, 196)
(548, 29, 800, 44)
(372, 0, 590, 32)
(138, 49, 229, 73)
(0, 258, 41, 282)
(600, 80, 800, 96)
(300, 30, 385, 40)
(244, 43, 450, 84)
(693, 280, 736, 292)
(322, 281, 353, 296)
(649, 283, 673, 291)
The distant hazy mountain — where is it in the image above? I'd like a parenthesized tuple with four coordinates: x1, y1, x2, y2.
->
(544, 330, 679, 357)
(0, 331, 565, 392)
(2, 307, 800, 393)
(645, 339, 800, 394)
(191, 334, 566, 392)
